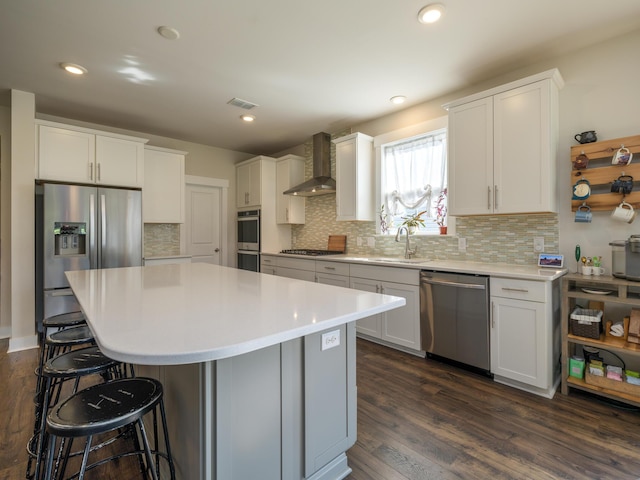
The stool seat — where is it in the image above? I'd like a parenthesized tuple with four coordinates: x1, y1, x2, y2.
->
(47, 377, 163, 438)
(43, 311, 86, 329)
(43, 346, 120, 379)
(46, 325, 94, 347)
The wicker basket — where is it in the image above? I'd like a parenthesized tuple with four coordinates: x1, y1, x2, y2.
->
(570, 308, 603, 339)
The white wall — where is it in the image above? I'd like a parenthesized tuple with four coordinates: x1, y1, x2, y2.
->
(0, 105, 11, 338)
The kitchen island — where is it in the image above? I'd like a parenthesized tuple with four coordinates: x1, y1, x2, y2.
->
(65, 263, 405, 480)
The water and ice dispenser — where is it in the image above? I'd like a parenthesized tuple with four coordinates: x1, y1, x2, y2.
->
(53, 222, 87, 256)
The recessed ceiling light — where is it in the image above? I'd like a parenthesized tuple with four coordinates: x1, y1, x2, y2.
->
(60, 63, 87, 75)
(240, 114, 255, 122)
(390, 95, 407, 105)
(157, 25, 180, 40)
(418, 3, 445, 24)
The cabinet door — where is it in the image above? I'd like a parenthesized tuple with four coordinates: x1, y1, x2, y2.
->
(491, 296, 546, 388)
(96, 136, 144, 187)
(236, 161, 261, 207)
(493, 80, 552, 214)
(143, 148, 185, 223)
(349, 277, 382, 337)
(276, 157, 305, 224)
(380, 282, 420, 351)
(38, 125, 95, 183)
(447, 97, 494, 215)
(334, 133, 374, 221)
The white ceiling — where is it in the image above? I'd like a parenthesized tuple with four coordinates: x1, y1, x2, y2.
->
(2, 1, 640, 155)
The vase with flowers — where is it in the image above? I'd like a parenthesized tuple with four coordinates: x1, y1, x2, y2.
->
(435, 188, 448, 234)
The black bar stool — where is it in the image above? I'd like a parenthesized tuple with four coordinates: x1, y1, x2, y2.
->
(43, 377, 176, 480)
(28, 346, 123, 480)
(35, 312, 88, 398)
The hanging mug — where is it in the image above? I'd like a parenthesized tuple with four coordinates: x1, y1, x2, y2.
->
(574, 131, 597, 144)
(612, 146, 633, 166)
(573, 153, 589, 170)
(572, 179, 591, 200)
(575, 205, 592, 223)
(611, 175, 634, 194)
(611, 201, 636, 223)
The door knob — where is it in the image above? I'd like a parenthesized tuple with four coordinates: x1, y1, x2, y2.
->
(214, 248, 220, 253)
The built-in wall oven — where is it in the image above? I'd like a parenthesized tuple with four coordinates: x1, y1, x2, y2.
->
(237, 210, 260, 272)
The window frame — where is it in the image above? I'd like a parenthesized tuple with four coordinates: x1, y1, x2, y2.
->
(373, 116, 450, 236)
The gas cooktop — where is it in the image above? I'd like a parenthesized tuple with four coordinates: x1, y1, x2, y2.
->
(279, 249, 343, 256)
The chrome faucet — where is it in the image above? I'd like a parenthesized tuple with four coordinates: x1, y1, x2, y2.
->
(395, 226, 417, 259)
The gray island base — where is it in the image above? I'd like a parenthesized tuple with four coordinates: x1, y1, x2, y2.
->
(65, 263, 404, 480)
(137, 322, 357, 480)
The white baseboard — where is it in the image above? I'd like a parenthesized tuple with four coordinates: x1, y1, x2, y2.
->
(8, 334, 39, 352)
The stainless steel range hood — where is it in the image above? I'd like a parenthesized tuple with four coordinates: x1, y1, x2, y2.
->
(283, 132, 335, 196)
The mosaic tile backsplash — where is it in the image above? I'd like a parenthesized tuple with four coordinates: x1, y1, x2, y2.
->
(291, 131, 559, 265)
(144, 223, 180, 257)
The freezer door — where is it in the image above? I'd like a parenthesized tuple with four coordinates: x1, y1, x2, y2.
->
(43, 183, 96, 289)
(98, 187, 142, 268)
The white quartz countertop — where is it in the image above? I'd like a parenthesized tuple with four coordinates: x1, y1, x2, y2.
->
(267, 253, 567, 281)
(65, 263, 405, 365)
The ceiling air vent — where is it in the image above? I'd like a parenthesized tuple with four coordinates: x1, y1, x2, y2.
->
(227, 97, 259, 110)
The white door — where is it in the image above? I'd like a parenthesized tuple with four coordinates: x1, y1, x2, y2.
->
(185, 177, 228, 265)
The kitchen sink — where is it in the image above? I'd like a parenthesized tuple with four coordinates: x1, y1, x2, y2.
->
(360, 257, 428, 264)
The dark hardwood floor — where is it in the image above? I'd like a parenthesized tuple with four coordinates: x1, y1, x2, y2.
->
(3, 337, 640, 479)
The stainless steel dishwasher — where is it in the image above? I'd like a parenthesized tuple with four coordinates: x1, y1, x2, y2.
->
(420, 270, 491, 373)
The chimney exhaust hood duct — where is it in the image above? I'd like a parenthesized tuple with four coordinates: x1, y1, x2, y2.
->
(283, 132, 335, 196)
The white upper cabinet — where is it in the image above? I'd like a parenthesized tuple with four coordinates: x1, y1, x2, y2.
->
(36, 120, 147, 187)
(276, 155, 305, 224)
(236, 158, 263, 208)
(333, 133, 374, 221)
(445, 69, 563, 216)
(143, 146, 186, 223)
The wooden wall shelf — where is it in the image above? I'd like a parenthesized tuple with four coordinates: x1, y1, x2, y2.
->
(570, 134, 640, 212)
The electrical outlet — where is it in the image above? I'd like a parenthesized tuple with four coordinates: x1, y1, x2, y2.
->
(367, 237, 375, 247)
(533, 237, 544, 253)
(321, 329, 340, 351)
(458, 237, 467, 252)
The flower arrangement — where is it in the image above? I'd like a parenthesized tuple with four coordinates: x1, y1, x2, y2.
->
(435, 188, 448, 227)
(378, 204, 391, 234)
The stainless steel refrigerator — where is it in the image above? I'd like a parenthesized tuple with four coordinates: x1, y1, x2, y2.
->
(35, 182, 142, 329)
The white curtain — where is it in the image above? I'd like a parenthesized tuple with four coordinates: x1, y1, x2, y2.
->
(382, 130, 447, 233)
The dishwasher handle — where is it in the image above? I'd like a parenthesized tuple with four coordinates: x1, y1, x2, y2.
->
(422, 278, 486, 290)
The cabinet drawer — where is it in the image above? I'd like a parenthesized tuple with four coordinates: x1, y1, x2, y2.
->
(350, 264, 418, 285)
(490, 277, 547, 303)
(277, 257, 316, 271)
(261, 255, 278, 266)
(316, 261, 349, 276)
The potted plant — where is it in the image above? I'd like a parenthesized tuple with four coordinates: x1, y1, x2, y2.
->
(400, 210, 427, 234)
(435, 188, 448, 234)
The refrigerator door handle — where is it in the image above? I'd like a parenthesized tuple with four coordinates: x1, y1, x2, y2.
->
(101, 194, 107, 266)
(89, 193, 97, 269)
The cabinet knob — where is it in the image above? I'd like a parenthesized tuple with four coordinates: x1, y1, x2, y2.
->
(214, 248, 220, 253)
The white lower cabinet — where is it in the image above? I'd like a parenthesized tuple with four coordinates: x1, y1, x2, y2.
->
(490, 277, 561, 398)
(261, 255, 277, 275)
(274, 256, 316, 282)
(349, 265, 420, 353)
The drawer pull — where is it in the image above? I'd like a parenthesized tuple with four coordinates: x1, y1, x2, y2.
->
(323, 266, 336, 271)
(502, 287, 529, 293)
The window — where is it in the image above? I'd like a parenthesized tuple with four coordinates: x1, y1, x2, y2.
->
(379, 128, 447, 235)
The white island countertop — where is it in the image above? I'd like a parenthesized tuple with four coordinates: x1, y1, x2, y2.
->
(65, 263, 405, 365)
